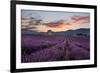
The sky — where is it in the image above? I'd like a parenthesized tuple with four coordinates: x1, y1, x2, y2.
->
(21, 10, 90, 32)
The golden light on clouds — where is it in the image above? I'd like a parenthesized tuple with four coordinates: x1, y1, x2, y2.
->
(41, 24, 71, 32)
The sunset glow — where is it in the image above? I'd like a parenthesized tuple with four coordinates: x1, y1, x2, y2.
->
(21, 10, 90, 32)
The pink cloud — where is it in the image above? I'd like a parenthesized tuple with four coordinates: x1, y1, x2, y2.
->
(71, 16, 90, 24)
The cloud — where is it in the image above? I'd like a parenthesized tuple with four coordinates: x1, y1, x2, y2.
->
(44, 16, 90, 29)
(71, 16, 90, 24)
(21, 15, 90, 32)
(45, 20, 72, 28)
(46, 23, 63, 28)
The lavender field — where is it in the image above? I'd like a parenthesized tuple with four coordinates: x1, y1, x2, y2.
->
(21, 34, 90, 63)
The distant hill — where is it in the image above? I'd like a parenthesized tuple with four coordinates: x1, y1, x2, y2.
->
(21, 29, 43, 36)
(53, 28, 90, 36)
(22, 28, 90, 37)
